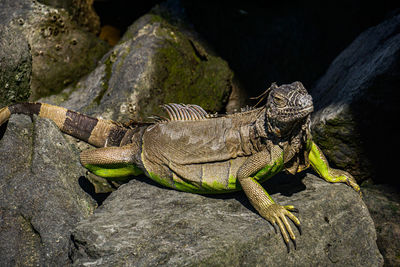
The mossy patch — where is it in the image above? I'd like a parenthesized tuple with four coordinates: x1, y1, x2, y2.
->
(136, 15, 233, 119)
(95, 52, 114, 105)
(0, 26, 32, 106)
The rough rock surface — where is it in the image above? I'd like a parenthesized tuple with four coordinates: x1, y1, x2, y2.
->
(363, 185, 400, 267)
(42, 11, 236, 122)
(0, 1, 32, 106)
(71, 173, 382, 266)
(0, 115, 97, 266)
(0, 0, 108, 103)
(38, 0, 101, 34)
(311, 13, 400, 184)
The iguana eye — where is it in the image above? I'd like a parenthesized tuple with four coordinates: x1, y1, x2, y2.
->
(273, 96, 286, 107)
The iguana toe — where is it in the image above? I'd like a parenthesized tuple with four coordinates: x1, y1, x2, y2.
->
(284, 205, 298, 212)
(261, 203, 300, 252)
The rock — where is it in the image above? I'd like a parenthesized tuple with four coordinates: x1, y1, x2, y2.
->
(0, 115, 97, 266)
(0, 0, 109, 102)
(71, 173, 382, 266)
(42, 10, 237, 122)
(37, 0, 101, 34)
(362, 185, 400, 267)
(0, 2, 32, 107)
(311, 13, 400, 184)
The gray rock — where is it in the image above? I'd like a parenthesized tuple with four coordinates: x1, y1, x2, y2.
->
(311, 14, 400, 183)
(363, 185, 400, 267)
(0, 1, 32, 107)
(0, 115, 97, 266)
(42, 12, 236, 122)
(71, 173, 382, 266)
(0, 0, 108, 103)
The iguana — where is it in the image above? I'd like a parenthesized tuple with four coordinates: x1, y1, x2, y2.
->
(0, 81, 360, 251)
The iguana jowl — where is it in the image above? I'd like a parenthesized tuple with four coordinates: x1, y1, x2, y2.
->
(0, 81, 360, 251)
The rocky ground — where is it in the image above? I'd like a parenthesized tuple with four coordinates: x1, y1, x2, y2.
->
(0, 0, 399, 266)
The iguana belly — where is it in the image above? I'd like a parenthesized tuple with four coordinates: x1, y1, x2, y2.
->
(141, 154, 284, 194)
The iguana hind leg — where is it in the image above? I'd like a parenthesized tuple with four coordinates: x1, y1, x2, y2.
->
(80, 144, 143, 178)
(308, 141, 361, 196)
(237, 149, 300, 252)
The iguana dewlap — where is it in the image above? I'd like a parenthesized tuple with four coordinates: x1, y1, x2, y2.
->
(0, 81, 361, 251)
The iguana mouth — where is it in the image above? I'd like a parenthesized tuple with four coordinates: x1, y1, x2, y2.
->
(299, 105, 314, 114)
(275, 105, 314, 122)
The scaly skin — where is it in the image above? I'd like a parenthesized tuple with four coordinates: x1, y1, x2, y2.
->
(308, 141, 361, 196)
(236, 147, 300, 251)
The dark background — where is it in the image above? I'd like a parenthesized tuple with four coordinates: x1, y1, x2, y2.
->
(94, 0, 398, 97)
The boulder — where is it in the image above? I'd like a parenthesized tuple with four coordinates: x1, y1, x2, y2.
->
(0, 1, 32, 106)
(363, 185, 400, 267)
(71, 173, 382, 266)
(311, 13, 400, 184)
(0, 115, 97, 266)
(42, 11, 237, 122)
(0, 0, 109, 103)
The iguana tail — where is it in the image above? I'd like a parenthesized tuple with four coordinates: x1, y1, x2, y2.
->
(0, 102, 132, 147)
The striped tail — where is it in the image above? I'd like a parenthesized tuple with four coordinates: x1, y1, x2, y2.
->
(0, 102, 132, 147)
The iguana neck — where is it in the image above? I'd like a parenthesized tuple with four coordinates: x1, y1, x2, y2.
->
(279, 116, 312, 173)
(265, 113, 310, 142)
(261, 114, 311, 169)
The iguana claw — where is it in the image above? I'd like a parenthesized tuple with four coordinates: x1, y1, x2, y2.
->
(260, 203, 300, 252)
(344, 174, 362, 197)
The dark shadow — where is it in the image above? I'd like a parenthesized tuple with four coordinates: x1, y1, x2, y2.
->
(0, 120, 7, 140)
(93, 0, 164, 34)
(204, 172, 307, 213)
(263, 172, 307, 196)
(181, 0, 397, 99)
(78, 176, 111, 206)
(351, 66, 400, 189)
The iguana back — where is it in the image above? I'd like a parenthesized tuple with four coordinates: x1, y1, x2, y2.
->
(140, 108, 268, 192)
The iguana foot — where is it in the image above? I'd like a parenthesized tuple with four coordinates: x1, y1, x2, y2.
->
(327, 169, 362, 197)
(309, 141, 362, 197)
(260, 203, 301, 252)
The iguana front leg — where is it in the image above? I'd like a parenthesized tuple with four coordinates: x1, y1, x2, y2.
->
(237, 150, 300, 251)
(308, 141, 361, 196)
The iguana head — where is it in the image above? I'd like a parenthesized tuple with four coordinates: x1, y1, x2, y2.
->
(265, 81, 313, 137)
